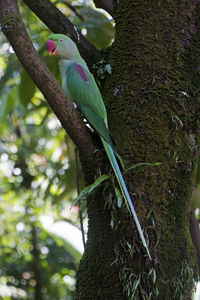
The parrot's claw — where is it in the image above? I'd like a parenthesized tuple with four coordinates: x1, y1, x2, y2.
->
(72, 102, 77, 109)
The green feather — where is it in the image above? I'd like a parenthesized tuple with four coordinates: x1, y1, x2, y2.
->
(101, 138, 151, 260)
(47, 34, 152, 260)
(81, 105, 113, 146)
(66, 63, 107, 122)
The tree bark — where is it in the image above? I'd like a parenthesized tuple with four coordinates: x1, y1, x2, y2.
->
(1, 0, 200, 298)
(77, 0, 200, 299)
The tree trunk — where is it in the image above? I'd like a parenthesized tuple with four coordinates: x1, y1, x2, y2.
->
(77, 1, 200, 299)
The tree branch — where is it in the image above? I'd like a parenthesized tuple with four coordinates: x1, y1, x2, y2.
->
(93, 0, 114, 18)
(22, 0, 99, 68)
(0, 0, 96, 175)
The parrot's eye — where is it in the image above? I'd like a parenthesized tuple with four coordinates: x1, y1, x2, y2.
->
(59, 38, 63, 42)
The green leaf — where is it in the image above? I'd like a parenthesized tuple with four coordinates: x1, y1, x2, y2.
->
(41, 221, 83, 262)
(125, 162, 161, 173)
(0, 95, 12, 121)
(0, 86, 24, 120)
(115, 151, 125, 170)
(105, 64, 112, 74)
(114, 186, 122, 208)
(110, 219, 114, 228)
(72, 174, 110, 207)
(76, 7, 115, 49)
(19, 69, 36, 106)
(0, 55, 19, 96)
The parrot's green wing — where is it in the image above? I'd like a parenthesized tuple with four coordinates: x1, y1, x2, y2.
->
(81, 106, 113, 145)
(66, 62, 113, 145)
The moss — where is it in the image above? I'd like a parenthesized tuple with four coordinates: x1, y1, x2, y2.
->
(2, 15, 15, 28)
(77, 0, 200, 299)
(104, 0, 200, 298)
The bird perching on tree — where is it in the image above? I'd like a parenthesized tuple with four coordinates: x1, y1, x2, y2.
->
(46, 34, 151, 260)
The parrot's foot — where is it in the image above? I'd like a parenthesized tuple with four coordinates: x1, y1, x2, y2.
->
(72, 102, 77, 109)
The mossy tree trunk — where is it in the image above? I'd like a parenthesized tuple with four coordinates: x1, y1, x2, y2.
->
(77, 1, 200, 299)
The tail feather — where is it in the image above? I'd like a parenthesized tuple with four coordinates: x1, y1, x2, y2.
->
(101, 138, 151, 260)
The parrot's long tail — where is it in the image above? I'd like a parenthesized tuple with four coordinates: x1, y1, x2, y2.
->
(101, 138, 151, 260)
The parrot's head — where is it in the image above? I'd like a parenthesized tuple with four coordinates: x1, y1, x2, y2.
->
(46, 34, 79, 59)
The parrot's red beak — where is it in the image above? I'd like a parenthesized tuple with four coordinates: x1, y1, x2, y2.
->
(46, 39, 58, 56)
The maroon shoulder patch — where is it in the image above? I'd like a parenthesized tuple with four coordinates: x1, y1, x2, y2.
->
(74, 64, 88, 82)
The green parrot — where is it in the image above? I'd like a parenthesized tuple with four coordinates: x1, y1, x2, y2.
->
(46, 34, 151, 260)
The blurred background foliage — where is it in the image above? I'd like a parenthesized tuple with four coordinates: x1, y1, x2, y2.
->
(0, 0, 114, 299)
